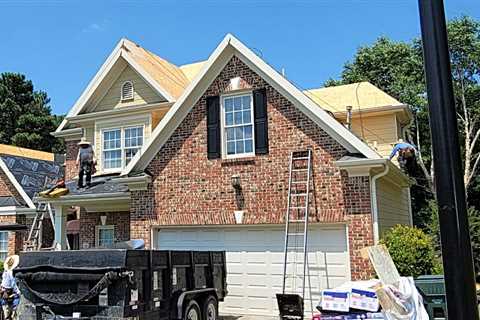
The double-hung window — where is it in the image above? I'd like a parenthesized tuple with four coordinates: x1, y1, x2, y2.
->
(102, 125, 144, 170)
(222, 93, 255, 158)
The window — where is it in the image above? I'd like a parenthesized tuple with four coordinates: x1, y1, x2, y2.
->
(0, 232, 8, 261)
(102, 126, 144, 170)
(121, 81, 134, 101)
(222, 93, 255, 158)
(124, 126, 144, 164)
(96, 226, 115, 247)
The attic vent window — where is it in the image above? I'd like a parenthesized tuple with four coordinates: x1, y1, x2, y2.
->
(121, 81, 134, 101)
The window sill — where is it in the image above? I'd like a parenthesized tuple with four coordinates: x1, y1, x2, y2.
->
(220, 156, 257, 165)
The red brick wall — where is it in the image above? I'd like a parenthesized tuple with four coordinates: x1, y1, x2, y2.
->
(0, 169, 25, 205)
(79, 210, 130, 249)
(65, 140, 79, 181)
(130, 56, 374, 278)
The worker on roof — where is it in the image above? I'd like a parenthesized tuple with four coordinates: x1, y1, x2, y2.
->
(389, 139, 417, 175)
(76, 138, 96, 189)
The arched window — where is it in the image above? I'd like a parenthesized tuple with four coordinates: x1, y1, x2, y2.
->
(121, 81, 134, 101)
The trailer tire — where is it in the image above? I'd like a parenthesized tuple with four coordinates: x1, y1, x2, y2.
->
(184, 299, 201, 320)
(202, 295, 218, 320)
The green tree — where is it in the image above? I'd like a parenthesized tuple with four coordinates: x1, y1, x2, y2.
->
(0, 72, 64, 153)
(381, 225, 441, 277)
(326, 16, 480, 213)
(327, 16, 480, 276)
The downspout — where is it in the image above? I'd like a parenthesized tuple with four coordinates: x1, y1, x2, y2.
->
(370, 163, 389, 244)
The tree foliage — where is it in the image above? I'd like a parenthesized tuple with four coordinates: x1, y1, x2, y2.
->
(327, 16, 480, 276)
(381, 225, 441, 278)
(0, 72, 64, 153)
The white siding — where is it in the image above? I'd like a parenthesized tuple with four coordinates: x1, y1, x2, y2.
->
(94, 65, 165, 112)
(376, 178, 412, 237)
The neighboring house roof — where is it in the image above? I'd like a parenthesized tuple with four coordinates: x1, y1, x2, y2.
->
(0, 144, 54, 162)
(304, 82, 404, 113)
(0, 147, 63, 209)
(122, 34, 381, 175)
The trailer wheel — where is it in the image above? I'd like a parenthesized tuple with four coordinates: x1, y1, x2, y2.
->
(184, 300, 201, 320)
(202, 295, 218, 320)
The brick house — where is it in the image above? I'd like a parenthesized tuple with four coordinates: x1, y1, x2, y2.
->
(0, 145, 62, 260)
(46, 35, 412, 316)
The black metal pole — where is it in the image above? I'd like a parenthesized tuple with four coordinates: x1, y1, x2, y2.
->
(418, 0, 479, 318)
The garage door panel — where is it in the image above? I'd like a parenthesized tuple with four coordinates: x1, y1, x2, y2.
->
(157, 225, 349, 316)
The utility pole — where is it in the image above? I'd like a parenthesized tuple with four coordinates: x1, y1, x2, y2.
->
(418, 0, 479, 319)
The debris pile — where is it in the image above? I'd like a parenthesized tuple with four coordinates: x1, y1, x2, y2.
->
(314, 245, 429, 320)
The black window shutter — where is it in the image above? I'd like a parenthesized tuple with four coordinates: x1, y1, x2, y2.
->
(253, 88, 269, 154)
(206, 96, 221, 159)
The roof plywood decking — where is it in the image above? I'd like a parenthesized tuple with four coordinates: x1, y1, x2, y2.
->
(0, 144, 54, 162)
(123, 39, 189, 100)
(304, 82, 403, 113)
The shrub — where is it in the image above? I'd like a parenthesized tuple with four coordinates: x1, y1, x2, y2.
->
(380, 225, 440, 278)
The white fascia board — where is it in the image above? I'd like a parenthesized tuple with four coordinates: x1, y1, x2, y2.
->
(123, 34, 380, 175)
(56, 38, 176, 134)
(120, 52, 175, 102)
(51, 127, 84, 139)
(40, 192, 130, 206)
(228, 35, 380, 159)
(56, 39, 126, 133)
(122, 35, 233, 175)
(0, 158, 35, 209)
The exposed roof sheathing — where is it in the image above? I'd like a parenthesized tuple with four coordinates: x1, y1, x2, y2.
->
(0, 144, 54, 162)
(304, 82, 403, 113)
(123, 39, 189, 99)
(179, 61, 207, 82)
(0, 155, 63, 200)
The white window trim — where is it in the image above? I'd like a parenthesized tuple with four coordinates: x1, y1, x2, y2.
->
(121, 81, 134, 102)
(100, 124, 145, 173)
(220, 91, 255, 159)
(95, 225, 115, 247)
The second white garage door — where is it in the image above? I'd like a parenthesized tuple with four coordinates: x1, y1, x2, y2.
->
(155, 224, 350, 316)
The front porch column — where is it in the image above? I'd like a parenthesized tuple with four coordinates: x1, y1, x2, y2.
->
(53, 204, 68, 250)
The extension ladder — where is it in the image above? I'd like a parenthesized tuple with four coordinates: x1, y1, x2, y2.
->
(280, 150, 313, 316)
(24, 202, 56, 251)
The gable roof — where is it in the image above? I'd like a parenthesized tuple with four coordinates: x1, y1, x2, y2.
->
(122, 34, 380, 175)
(0, 147, 63, 209)
(0, 157, 35, 208)
(304, 82, 403, 113)
(56, 38, 189, 133)
(176, 62, 406, 114)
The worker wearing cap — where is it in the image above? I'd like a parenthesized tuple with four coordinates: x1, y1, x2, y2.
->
(76, 138, 96, 189)
(1, 255, 20, 319)
(389, 139, 417, 175)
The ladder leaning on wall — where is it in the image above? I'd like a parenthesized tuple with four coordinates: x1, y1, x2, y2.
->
(23, 201, 58, 251)
(278, 149, 314, 319)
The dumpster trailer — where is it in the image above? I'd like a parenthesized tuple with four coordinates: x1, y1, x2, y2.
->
(14, 249, 227, 320)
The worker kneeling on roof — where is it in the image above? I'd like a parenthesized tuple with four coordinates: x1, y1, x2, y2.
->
(76, 138, 96, 189)
(389, 139, 417, 176)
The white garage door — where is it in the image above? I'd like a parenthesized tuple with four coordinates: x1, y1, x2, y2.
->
(155, 224, 350, 316)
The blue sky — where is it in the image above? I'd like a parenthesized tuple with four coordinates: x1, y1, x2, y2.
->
(0, 0, 478, 115)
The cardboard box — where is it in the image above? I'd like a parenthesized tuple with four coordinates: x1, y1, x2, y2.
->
(350, 288, 379, 312)
(321, 290, 350, 312)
